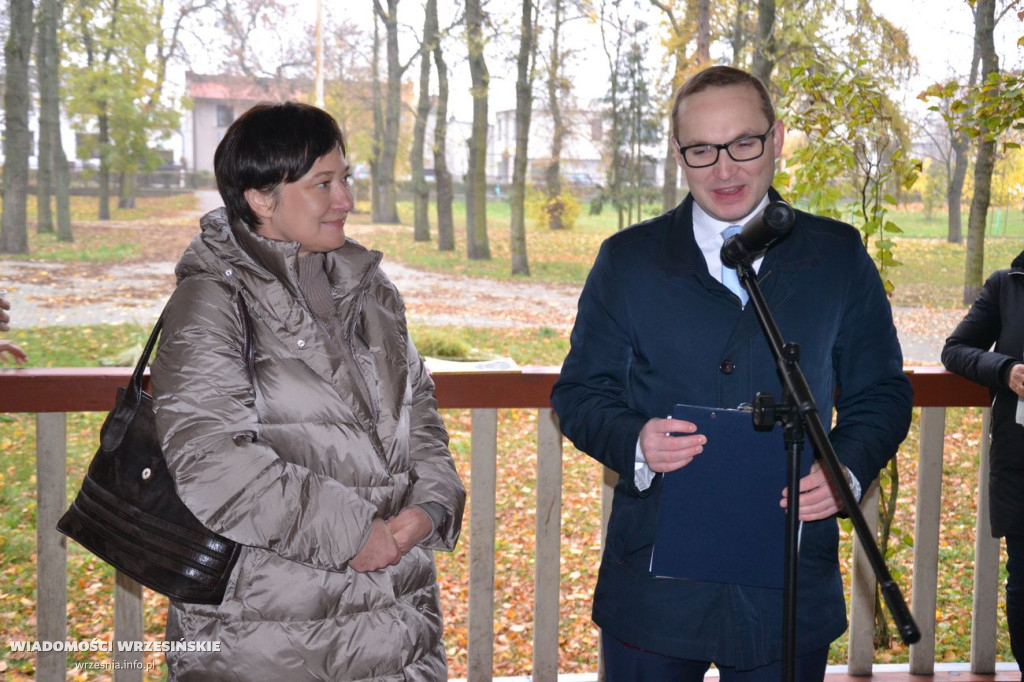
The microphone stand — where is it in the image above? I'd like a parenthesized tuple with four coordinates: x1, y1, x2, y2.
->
(733, 258, 919, 681)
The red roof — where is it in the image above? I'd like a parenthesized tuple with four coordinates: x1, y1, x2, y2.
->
(186, 71, 310, 102)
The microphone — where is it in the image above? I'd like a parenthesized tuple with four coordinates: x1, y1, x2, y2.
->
(720, 200, 796, 267)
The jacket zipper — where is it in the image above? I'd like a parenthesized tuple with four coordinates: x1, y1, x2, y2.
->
(346, 288, 382, 426)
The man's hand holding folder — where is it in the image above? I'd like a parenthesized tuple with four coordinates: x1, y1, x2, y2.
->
(649, 404, 814, 588)
(638, 417, 706, 473)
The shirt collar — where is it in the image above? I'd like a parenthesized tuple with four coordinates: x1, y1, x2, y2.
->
(692, 195, 772, 250)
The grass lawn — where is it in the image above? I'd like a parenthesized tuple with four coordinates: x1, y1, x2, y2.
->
(0, 193, 1017, 677)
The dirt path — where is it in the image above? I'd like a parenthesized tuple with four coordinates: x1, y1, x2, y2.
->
(0, 254, 581, 328)
(0, 191, 957, 365)
(1, 256, 956, 364)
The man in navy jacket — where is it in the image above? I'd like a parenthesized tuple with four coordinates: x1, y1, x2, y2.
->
(551, 66, 913, 679)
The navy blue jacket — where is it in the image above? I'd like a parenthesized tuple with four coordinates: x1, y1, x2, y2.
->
(942, 251, 1024, 539)
(551, 192, 913, 668)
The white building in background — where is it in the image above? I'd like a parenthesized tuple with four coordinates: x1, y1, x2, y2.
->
(486, 103, 669, 189)
(185, 72, 310, 174)
(421, 108, 473, 184)
(418, 103, 611, 189)
(489, 106, 606, 186)
(184, 73, 478, 183)
(0, 104, 183, 173)
(0, 111, 148, 171)
(416, 104, 610, 190)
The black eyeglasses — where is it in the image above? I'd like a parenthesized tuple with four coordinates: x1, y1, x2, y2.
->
(674, 125, 775, 169)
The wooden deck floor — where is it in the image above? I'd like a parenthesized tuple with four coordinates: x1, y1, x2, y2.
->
(453, 663, 1021, 682)
(821, 664, 1020, 682)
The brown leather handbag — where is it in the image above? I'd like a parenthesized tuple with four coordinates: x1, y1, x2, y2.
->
(57, 298, 255, 604)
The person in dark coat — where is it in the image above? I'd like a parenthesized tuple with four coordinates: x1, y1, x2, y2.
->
(941, 250, 1024, 669)
(550, 65, 913, 680)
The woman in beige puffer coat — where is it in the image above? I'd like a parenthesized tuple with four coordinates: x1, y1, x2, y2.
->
(151, 102, 466, 681)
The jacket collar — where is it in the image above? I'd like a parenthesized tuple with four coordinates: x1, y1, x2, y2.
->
(652, 188, 824, 354)
(656, 194, 703, 273)
(656, 188, 822, 275)
(190, 208, 382, 298)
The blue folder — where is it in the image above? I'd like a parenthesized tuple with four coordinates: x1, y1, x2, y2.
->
(649, 404, 814, 589)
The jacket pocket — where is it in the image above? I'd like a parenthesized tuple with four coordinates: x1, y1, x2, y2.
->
(229, 546, 261, 604)
(606, 493, 657, 565)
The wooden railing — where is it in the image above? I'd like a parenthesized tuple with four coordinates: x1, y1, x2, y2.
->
(0, 366, 1002, 680)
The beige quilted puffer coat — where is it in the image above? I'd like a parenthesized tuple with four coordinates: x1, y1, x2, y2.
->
(151, 208, 465, 681)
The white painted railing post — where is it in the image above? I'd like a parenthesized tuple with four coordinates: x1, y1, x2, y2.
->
(910, 406, 945, 674)
(532, 409, 563, 682)
(36, 413, 67, 682)
(848, 478, 880, 675)
(114, 573, 144, 680)
(468, 409, 497, 682)
(971, 408, 1000, 673)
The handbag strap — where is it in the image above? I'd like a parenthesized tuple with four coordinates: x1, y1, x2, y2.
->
(103, 320, 165, 452)
(104, 294, 257, 452)
(128, 317, 163, 405)
(128, 294, 257, 403)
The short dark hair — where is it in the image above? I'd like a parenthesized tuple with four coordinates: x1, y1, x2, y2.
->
(670, 65, 776, 142)
(214, 101, 347, 229)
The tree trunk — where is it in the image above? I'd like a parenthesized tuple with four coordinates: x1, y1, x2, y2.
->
(947, 131, 969, 244)
(962, 0, 997, 305)
(948, 9, 983, 246)
(119, 172, 137, 209)
(965, 130, 997, 304)
(697, 0, 711, 64)
(751, 0, 776, 86)
(661, 51, 686, 212)
(650, 2, 689, 212)
(370, 17, 385, 222)
(465, 0, 490, 259)
(662, 134, 677, 211)
(372, 0, 401, 224)
(600, 5, 627, 231)
(36, 0, 55, 236)
(629, 46, 643, 224)
(510, 0, 535, 275)
(411, 17, 432, 242)
(964, 137, 993, 305)
(545, 0, 565, 230)
(0, 0, 35, 254)
(98, 111, 112, 220)
(730, 0, 750, 60)
(430, 0, 455, 252)
(54, 143, 72, 242)
(45, 0, 72, 242)
(948, 29, 981, 245)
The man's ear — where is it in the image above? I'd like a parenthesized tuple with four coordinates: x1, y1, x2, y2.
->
(671, 137, 687, 171)
(770, 120, 786, 160)
(244, 188, 275, 221)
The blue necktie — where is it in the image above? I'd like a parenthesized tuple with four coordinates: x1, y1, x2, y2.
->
(721, 225, 748, 306)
